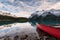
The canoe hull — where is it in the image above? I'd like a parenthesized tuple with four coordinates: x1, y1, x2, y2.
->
(36, 24, 60, 39)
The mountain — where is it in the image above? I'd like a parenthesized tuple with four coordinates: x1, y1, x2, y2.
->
(29, 9, 60, 25)
(40, 9, 60, 25)
(47, 9, 60, 16)
(41, 10, 57, 18)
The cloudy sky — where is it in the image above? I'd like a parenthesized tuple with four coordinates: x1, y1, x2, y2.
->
(0, 0, 60, 14)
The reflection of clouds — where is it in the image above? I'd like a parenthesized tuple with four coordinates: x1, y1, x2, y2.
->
(11, 22, 34, 28)
(0, 22, 35, 31)
(3, 24, 13, 27)
(0, 22, 36, 38)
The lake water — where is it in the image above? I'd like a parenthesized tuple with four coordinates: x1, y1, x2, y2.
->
(0, 22, 57, 40)
(0, 22, 41, 40)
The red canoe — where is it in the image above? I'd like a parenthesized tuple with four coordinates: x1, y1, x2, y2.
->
(36, 24, 60, 39)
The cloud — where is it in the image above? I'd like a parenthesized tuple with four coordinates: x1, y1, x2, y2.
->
(8, 0, 14, 3)
(37, 0, 60, 11)
(0, 0, 60, 14)
(49, 2, 60, 9)
(46, 0, 60, 3)
(0, 0, 41, 13)
(0, 3, 4, 8)
(11, 11, 31, 18)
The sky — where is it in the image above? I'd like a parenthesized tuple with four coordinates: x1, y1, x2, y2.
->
(0, 0, 60, 14)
